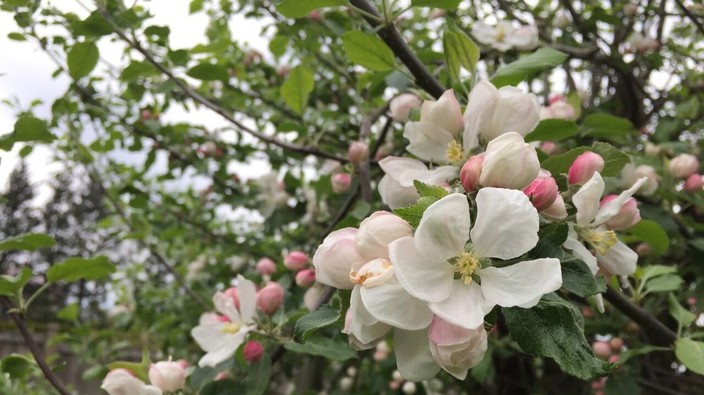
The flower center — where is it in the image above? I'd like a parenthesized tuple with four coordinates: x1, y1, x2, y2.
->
(579, 228, 618, 255)
(446, 140, 464, 164)
(453, 252, 482, 285)
(495, 26, 507, 42)
(350, 258, 394, 287)
(221, 322, 241, 335)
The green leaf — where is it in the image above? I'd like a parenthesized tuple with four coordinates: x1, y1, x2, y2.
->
(561, 259, 606, 298)
(503, 296, 612, 380)
(393, 181, 449, 228)
(491, 48, 568, 87)
(186, 63, 229, 81)
(668, 294, 696, 328)
(644, 274, 683, 294)
(276, 0, 346, 18)
(529, 223, 568, 258)
(443, 29, 480, 82)
(675, 338, 704, 375)
(280, 65, 314, 114)
(580, 113, 636, 143)
(0, 268, 32, 297)
(269, 35, 289, 57)
(188, 359, 233, 389)
(619, 345, 669, 364)
(67, 41, 99, 79)
(107, 349, 151, 382)
(411, 0, 462, 9)
(57, 303, 80, 321)
(201, 379, 238, 395)
(246, 353, 271, 395)
(342, 31, 396, 71)
(0, 115, 55, 150)
(638, 265, 677, 282)
(540, 142, 629, 178)
(284, 337, 357, 360)
(414, 180, 448, 199)
(7, 32, 25, 41)
(524, 119, 579, 143)
(46, 256, 115, 283)
(0, 233, 55, 251)
(625, 220, 669, 255)
(293, 305, 341, 342)
(1, 354, 35, 380)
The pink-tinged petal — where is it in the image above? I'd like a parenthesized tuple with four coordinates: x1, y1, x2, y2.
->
(479, 258, 562, 308)
(213, 292, 241, 324)
(236, 275, 257, 324)
(428, 317, 487, 380)
(563, 225, 599, 274)
(313, 228, 366, 289)
(429, 280, 491, 329)
(403, 122, 455, 164)
(420, 89, 464, 137)
(471, 188, 539, 260)
(390, 236, 455, 303)
(573, 172, 605, 226)
(489, 86, 541, 140)
(393, 328, 441, 381)
(361, 280, 433, 331)
(346, 287, 392, 345)
(597, 240, 638, 276)
(415, 194, 470, 261)
(593, 177, 647, 227)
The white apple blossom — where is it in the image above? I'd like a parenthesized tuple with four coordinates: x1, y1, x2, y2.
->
(390, 190, 562, 329)
(478, 132, 540, 190)
(473, 21, 539, 52)
(378, 157, 457, 209)
(563, 173, 647, 276)
(191, 275, 258, 367)
(101, 369, 162, 395)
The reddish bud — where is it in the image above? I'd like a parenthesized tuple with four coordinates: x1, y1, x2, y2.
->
(684, 174, 704, 192)
(540, 141, 557, 155)
(459, 154, 484, 192)
(332, 173, 352, 194)
(256, 282, 284, 315)
(592, 341, 611, 359)
(256, 258, 276, 276)
(243, 340, 264, 362)
(284, 251, 309, 271)
(348, 141, 369, 164)
(608, 354, 620, 363)
(523, 175, 559, 211)
(609, 337, 624, 352)
(568, 151, 605, 185)
(295, 268, 316, 288)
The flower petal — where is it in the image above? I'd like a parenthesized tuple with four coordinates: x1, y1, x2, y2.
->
(463, 81, 499, 149)
(471, 188, 539, 260)
(420, 89, 464, 136)
(563, 225, 599, 274)
(213, 292, 241, 324)
(429, 280, 491, 329)
(573, 172, 605, 226)
(361, 279, 433, 330)
(197, 332, 245, 367)
(390, 236, 455, 303)
(479, 258, 562, 308)
(313, 228, 366, 289)
(236, 275, 257, 324)
(415, 193, 470, 261)
(403, 122, 454, 164)
(593, 177, 647, 227)
(378, 175, 418, 209)
(597, 240, 638, 275)
(379, 157, 428, 186)
(393, 328, 441, 381)
(346, 286, 392, 345)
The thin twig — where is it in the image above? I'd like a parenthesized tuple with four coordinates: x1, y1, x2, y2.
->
(358, 104, 389, 203)
(673, 0, 704, 37)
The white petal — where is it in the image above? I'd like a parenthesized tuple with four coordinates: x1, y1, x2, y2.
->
(378, 175, 419, 209)
(463, 81, 499, 148)
(489, 86, 541, 140)
(505, 26, 539, 50)
(472, 22, 497, 45)
(390, 236, 455, 303)
(429, 280, 491, 329)
(403, 122, 454, 164)
(573, 172, 605, 226)
(192, 323, 227, 351)
(479, 258, 562, 308)
(418, 165, 459, 186)
(236, 275, 257, 324)
(597, 240, 638, 275)
(471, 188, 539, 260)
(393, 328, 441, 381)
(313, 228, 366, 289)
(347, 287, 392, 344)
(593, 177, 647, 227)
(197, 333, 244, 367)
(212, 292, 241, 324)
(563, 225, 599, 274)
(361, 280, 433, 330)
(420, 89, 464, 136)
(379, 156, 428, 185)
(415, 193, 470, 261)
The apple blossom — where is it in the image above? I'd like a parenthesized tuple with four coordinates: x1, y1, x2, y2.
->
(389, 93, 422, 122)
(542, 194, 568, 220)
(243, 340, 264, 362)
(191, 275, 258, 367)
(348, 141, 369, 163)
(621, 164, 659, 195)
(568, 151, 605, 185)
(473, 21, 539, 51)
(668, 153, 699, 178)
(552, 12, 570, 29)
(523, 174, 559, 211)
(284, 250, 309, 271)
(600, 195, 641, 230)
(463, 81, 541, 144)
(256, 257, 276, 276)
(295, 268, 316, 288)
(148, 359, 186, 392)
(459, 154, 484, 192)
(257, 281, 284, 315)
(101, 369, 162, 395)
(378, 157, 457, 209)
(403, 90, 464, 164)
(479, 132, 540, 190)
(313, 228, 366, 289)
(332, 173, 352, 194)
(428, 316, 487, 380)
(390, 190, 562, 330)
(684, 174, 704, 192)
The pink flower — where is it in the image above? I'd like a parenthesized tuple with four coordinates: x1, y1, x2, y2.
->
(389, 93, 422, 122)
(332, 173, 352, 194)
(523, 174, 559, 211)
(684, 174, 703, 192)
(428, 316, 487, 380)
(295, 269, 316, 288)
(256, 257, 276, 276)
(348, 141, 369, 163)
(243, 340, 264, 362)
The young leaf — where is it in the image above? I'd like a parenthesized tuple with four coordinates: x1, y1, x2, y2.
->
(276, 0, 346, 19)
(580, 113, 635, 143)
(393, 181, 449, 228)
(644, 274, 683, 294)
(186, 63, 229, 81)
(675, 338, 704, 375)
(0, 354, 36, 380)
(107, 349, 152, 382)
(524, 119, 579, 143)
(280, 65, 314, 114)
(342, 31, 396, 71)
(503, 296, 612, 380)
(293, 305, 341, 343)
(411, 0, 462, 9)
(284, 337, 357, 360)
(246, 353, 271, 395)
(0, 115, 55, 151)
(668, 294, 696, 329)
(443, 29, 480, 82)
(491, 48, 568, 87)
(0, 233, 55, 251)
(625, 220, 669, 255)
(0, 268, 32, 297)
(46, 256, 115, 283)
(561, 259, 606, 298)
(67, 41, 99, 80)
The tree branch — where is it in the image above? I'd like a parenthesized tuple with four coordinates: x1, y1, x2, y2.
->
(1, 296, 72, 395)
(674, 0, 704, 37)
(603, 286, 677, 347)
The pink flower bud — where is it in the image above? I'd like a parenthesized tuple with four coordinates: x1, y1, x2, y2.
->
(540, 141, 557, 155)
(332, 173, 352, 194)
(223, 287, 240, 310)
(459, 155, 484, 192)
(256, 282, 284, 315)
(688, 297, 697, 306)
(479, 132, 540, 190)
(295, 269, 316, 288)
(635, 243, 652, 257)
(348, 141, 370, 163)
(176, 360, 189, 369)
(608, 354, 620, 363)
(523, 175, 559, 211)
(428, 316, 487, 380)
(389, 93, 422, 122)
(568, 151, 605, 185)
(600, 195, 641, 230)
(256, 257, 276, 276)
(102, 369, 161, 395)
(148, 359, 186, 392)
(609, 337, 624, 352)
(284, 251, 309, 271)
(215, 372, 229, 381)
(243, 340, 264, 362)
(592, 341, 611, 359)
(669, 153, 699, 178)
(684, 174, 704, 192)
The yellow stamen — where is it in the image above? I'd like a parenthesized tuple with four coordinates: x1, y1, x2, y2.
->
(454, 252, 481, 285)
(350, 258, 393, 286)
(221, 323, 241, 334)
(446, 140, 464, 164)
(580, 228, 618, 255)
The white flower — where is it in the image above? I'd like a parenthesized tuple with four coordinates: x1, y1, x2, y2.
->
(390, 190, 562, 329)
(255, 172, 289, 217)
(191, 275, 258, 367)
(378, 157, 457, 209)
(473, 21, 539, 52)
(463, 81, 541, 144)
(621, 163, 659, 196)
(563, 173, 646, 276)
(101, 369, 162, 395)
(478, 132, 540, 190)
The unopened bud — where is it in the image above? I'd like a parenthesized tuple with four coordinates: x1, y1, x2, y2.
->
(609, 337, 624, 351)
(600, 195, 641, 230)
(256, 282, 284, 315)
(568, 151, 605, 185)
(332, 173, 352, 194)
(479, 132, 540, 190)
(348, 141, 369, 163)
(668, 153, 699, 178)
(148, 359, 186, 392)
(540, 141, 557, 155)
(592, 341, 611, 359)
(459, 155, 484, 192)
(284, 251, 309, 271)
(635, 243, 652, 257)
(523, 175, 559, 211)
(243, 340, 264, 362)
(295, 269, 316, 288)
(256, 257, 276, 276)
(402, 381, 417, 394)
(552, 12, 570, 29)
(389, 93, 422, 122)
(684, 174, 704, 192)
